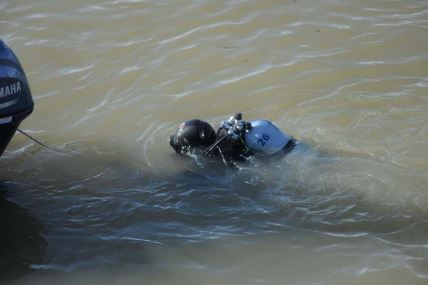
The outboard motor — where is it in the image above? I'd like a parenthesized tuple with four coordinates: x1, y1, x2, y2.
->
(0, 40, 34, 156)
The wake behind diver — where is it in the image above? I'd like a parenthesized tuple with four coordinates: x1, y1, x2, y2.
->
(169, 113, 297, 166)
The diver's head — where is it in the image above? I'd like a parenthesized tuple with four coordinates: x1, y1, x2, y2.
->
(169, 119, 216, 154)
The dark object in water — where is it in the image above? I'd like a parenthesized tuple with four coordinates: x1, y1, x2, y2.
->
(0, 40, 34, 156)
(170, 113, 297, 166)
(169, 119, 217, 154)
(0, 186, 46, 281)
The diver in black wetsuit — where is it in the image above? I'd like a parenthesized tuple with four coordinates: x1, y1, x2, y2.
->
(169, 113, 297, 166)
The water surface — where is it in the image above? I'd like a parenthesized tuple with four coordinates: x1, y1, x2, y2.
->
(1, 0, 428, 284)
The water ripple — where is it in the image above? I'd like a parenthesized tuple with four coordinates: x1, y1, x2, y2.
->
(2, 0, 428, 284)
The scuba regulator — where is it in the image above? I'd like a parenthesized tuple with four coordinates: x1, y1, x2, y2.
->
(204, 113, 253, 164)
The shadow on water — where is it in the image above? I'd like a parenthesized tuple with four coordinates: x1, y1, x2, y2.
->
(0, 183, 46, 282)
(1, 139, 427, 284)
(174, 140, 428, 244)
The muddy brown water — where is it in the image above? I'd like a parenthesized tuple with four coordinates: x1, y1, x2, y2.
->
(1, 0, 427, 284)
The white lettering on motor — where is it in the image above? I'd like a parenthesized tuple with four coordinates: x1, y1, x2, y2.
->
(0, 81, 21, 98)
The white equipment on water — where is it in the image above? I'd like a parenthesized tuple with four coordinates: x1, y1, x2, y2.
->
(245, 119, 292, 155)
